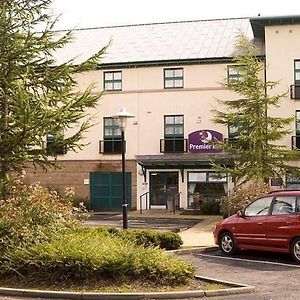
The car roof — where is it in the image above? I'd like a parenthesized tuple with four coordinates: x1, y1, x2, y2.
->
(268, 190, 300, 196)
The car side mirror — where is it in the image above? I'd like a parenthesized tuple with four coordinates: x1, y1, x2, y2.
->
(237, 209, 245, 217)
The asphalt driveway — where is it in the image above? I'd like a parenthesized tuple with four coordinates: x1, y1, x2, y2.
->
(85, 213, 200, 232)
(180, 249, 300, 300)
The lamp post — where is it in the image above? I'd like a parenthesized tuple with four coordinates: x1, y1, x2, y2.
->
(111, 107, 135, 229)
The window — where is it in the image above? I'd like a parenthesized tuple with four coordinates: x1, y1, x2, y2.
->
(291, 61, 300, 99)
(46, 132, 66, 155)
(296, 111, 300, 135)
(187, 172, 227, 208)
(164, 115, 184, 137)
(104, 71, 122, 91)
(227, 122, 249, 149)
(271, 196, 296, 215)
(161, 115, 185, 153)
(164, 68, 183, 89)
(293, 112, 300, 149)
(101, 117, 122, 153)
(228, 123, 239, 139)
(295, 60, 300, 85)
(104, 117, 121, 138)
(228, 66, 242, 82)
(244, 197, 273, 216)
(286, 172, 300, 190)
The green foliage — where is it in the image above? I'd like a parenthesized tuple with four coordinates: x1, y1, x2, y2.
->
(200, 200, 221, 215)
(0, 182, 80, 252)
(0, 232, 195, 284)
(63, 188, 90, 221)
(220, 181, 271, 217)
(212, 34, 300, 184)
(0, 0, 107, 193)
(75, 226, 183, 250)
(121, 229, 183, 250)
(71, 196, 90, 211)
(0, 180, 190, 286)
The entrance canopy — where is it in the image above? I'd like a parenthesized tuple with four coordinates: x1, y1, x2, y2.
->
(136, 153, 233, 182)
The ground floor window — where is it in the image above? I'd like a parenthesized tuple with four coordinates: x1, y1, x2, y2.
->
(187, 172, 228, 208)
(286, 172, 300, 190)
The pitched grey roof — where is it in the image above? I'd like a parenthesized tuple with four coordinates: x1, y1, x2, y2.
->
(54, 17, 263, 66)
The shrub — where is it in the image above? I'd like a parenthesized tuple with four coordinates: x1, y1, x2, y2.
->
(75, 227, 183, 250)
(0, 182, 81, 253)
(220, 181, 271, 217)
(74, 226, 120, 237)
(71, 196, 90, 211)
(121, 229, 183, 250)
(0, 232, 195, 284)
(199, 200, 221, 215)
(154, 231, 183, 250)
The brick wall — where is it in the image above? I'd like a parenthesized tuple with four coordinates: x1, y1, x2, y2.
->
(24, 160, 137, 209)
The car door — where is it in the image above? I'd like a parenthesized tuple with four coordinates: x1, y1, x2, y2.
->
(266, 196, 299, 250)
(234, 196, 273, 247)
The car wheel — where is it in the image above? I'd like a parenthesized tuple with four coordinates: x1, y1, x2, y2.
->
(291, 238, 300, 263)
(220, 232, 236, 255)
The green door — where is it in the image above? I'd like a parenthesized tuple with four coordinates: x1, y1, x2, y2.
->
(90, 172, 131, 211)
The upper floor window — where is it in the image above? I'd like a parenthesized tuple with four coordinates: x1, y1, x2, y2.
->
(164, 115, 184, 137)
(227, 66, 242, 83)
(162, 115, 185, 153)
(164, 68, 183, 89)
(101, 117, 122, 153)
(104, 117, 121, 139)
(295, 60, 300, 85)
(228, 123, 239, 139)
(104, 71, 122, 91)
(227, 122, 249, 149)
(46, 132, 66, 155)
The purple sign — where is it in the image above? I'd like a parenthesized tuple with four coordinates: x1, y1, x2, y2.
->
(188, 130, 223, 153)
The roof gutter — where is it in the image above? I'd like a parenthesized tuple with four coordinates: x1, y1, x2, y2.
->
(99, 56, 266, 70)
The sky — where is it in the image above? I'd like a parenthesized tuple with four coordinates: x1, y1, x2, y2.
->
(50, 0, 300, 30)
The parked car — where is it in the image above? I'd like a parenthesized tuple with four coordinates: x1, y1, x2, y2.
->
(213, 190, 300, 263)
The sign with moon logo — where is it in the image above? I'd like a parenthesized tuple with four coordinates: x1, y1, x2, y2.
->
(188, 130, 223, 153)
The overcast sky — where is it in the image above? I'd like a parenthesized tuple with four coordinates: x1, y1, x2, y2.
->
(51, 0, 299, 30)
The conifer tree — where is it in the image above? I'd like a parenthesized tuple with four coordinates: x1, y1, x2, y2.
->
(0, 0, 107, 199)
(213, 34, 300, 185)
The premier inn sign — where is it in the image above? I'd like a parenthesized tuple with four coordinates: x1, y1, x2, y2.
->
(188, 130, 223, 153)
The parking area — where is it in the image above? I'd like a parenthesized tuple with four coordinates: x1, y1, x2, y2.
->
(85, 213, 200, 232)
(198, 248, 300, 267)
(181, 249, 300, 300)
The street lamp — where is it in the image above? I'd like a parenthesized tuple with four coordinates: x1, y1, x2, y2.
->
(111, 107, 135, 229)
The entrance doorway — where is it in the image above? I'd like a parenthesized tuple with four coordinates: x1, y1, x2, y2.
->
(150, 172, 178, 207)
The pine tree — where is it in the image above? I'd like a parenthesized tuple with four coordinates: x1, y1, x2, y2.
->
(0, 0, 107, 199)
(212, 34, 300, 185)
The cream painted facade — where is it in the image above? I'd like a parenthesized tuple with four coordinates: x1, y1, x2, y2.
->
(26, 16, 300, 211)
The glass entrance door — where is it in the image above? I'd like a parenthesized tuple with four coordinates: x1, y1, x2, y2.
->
(150, 172, 178, 207)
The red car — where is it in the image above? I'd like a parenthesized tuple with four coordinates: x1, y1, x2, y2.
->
(213, 190, 300, 263)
